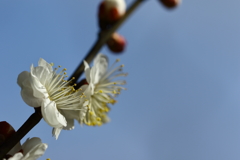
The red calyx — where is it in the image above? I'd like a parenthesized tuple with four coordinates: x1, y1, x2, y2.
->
(160, 0, 181, 9)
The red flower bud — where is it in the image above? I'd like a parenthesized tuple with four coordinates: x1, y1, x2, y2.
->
(107, 32, 126, 53)
(0, 121, 15, 142)
(159, 0, 181, 9)
(98, 0, 126, 29)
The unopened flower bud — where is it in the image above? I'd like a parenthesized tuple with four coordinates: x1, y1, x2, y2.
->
(159, 0, 181, 9)
(0, 121, 22, 157)
(98, 0, 126, 29)
(107, 32, 126, 53)
(0, 121, 15, 142)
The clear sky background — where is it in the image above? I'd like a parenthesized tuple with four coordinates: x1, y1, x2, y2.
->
(1, 0, 240, 160)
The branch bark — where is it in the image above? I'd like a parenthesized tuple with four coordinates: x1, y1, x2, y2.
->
(70, 0, 146, 84)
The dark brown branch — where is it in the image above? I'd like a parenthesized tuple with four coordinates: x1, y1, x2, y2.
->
(70, 0, 146, 84)
(0, 108, 42, 159)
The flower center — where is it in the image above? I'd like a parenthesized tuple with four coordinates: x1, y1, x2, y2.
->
(45, 65, 84, 111)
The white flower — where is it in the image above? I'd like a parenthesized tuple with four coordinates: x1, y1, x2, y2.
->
(82, 54, 127, 126)
(4, 137, 47, 160)
(17, 58, 86, 139)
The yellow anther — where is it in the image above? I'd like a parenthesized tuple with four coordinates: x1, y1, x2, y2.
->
(64, 72, 67, 75)
(99, 90, 103, 93)
(104, 107, 109, 112)
(58, 65, 61, 68)
(113, 90, 117, 94)
(121, 64, 124, 67)
(114, 82, 117, 85)
(89, 111, 94, 115)
(74, 84, 77, 86)
(110, 99, 117, 104)
(63, 68, 67, 71)
(46, 159, 51, 160)
(50, 63, 54, 66)
(97, 122, 102, 126)
(116, 59, 120, 62)
(72, 77, 75, 80)
(96, 117, 101, 121)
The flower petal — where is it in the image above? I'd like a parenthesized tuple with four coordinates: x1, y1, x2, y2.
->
(31, 66, 51, 86)
(38, 58, 53, 72)
(94, 54, 108, 76)
(62, 118, 74, 130)
(30, 65, 48, 99)
(84, 61, 91, 83)
(22, 137, 41, 154)
(52, 128, 62, 140)
(83, 84, 92, 97)
(90, 65, 100, 84)
(17, 71, 30, 88)
(41, 98, 67, 128)
(18, 71, 44, 107)
(22, 137, 47, 160)
(7, 152, 23, 160)
(61, 110, 79, 120)
(21, 87, 42, 107)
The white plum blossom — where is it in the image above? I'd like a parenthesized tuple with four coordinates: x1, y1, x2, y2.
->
(4, 137, 47, 160)
(81, 54, 127, 126)
(17, 58, 87, 139)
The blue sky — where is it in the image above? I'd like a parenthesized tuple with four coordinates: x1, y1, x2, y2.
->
(1, 0, 240, 159)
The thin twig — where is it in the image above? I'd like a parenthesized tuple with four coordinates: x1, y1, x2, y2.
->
(70, 0, 146, 84)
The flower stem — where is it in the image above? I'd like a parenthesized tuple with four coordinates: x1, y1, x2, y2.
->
(0, 108, 42, 159)
(70, 0, 146, 84)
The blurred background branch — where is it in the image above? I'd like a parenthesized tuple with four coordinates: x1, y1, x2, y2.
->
(70, 0, 146, 85)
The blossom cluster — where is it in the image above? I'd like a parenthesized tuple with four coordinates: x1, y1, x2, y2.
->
(17, 54, 126, 138)
(2, 53, 126, 160)
(0, 0, 182, 159)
